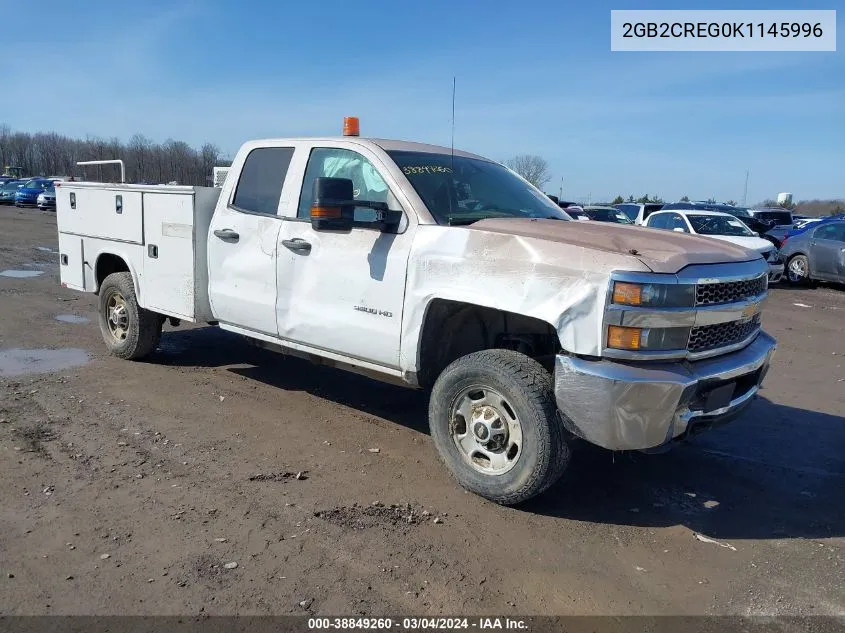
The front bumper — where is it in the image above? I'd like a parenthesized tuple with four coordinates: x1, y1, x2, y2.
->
(768, 262, 784, 284)
(554, 331, 776, 451)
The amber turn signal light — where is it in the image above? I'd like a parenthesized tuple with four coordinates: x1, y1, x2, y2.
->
(607, 325, 643, 350)
(311, 206, 341, 218)
(612, 282, 642, 306)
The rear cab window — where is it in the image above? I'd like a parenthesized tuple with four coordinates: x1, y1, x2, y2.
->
(231, 146, 295, 215)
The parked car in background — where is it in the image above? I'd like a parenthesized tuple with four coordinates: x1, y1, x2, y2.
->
(748, 207, 794, 229)
(0, 179, 24, 204)
(661, 202, 781, 246)
(644, 209, 784, 282)
(562, 205, 589, 221)
(779, 220, 845, 285)
(37, 183, 57, 210)
(793, 217, 821, 230)
(555, 200, 580, 210)
(14, 178, 54, 207)
(614, 202, 664, 224)
(766, 218, 822, 247)
(767, 214, 845, 247)
(582, 205, 634, 224)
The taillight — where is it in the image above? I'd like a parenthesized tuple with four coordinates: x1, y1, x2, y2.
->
(780, 235, 789, 246)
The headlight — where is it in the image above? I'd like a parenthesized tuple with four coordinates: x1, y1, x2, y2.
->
(611, 281, 695, 308)
(607, 325, 690, 351)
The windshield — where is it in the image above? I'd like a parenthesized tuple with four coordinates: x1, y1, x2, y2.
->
(688, 214, 754, 236)
(1, 181, 20, 191)
(45, 185, 55, 194)
(23, 179, 47, 189)
(584, 208, 633, 224)
(387, 150, 568, 225)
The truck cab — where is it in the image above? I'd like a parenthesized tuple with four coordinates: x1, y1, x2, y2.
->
(56, 119, 777, 505)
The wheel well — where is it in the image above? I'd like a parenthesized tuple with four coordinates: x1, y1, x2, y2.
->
(417, 299, 560, 389)
(95, 254, 130, 292)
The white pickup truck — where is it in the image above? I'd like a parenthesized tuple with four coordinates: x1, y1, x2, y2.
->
(56, 120, 777, 505)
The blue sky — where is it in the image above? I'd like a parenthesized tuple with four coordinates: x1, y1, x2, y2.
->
(2, 0, 842, 203)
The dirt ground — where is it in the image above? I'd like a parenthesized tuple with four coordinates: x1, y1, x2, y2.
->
(1, 206, 843, 616)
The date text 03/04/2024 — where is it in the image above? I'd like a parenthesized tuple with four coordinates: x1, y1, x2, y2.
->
(307, 617, 529, 630)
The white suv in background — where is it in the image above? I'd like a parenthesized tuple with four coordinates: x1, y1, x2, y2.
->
(614, 202, 665, 225)
(643, 209, 784, 283)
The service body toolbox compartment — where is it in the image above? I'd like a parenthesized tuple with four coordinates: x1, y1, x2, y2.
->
(56, 182, 220, 322)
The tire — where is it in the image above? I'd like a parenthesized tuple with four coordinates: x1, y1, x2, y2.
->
(429, 349, 569, 505)
(98, 272, 162, 360)
(786, 254, 810, 286)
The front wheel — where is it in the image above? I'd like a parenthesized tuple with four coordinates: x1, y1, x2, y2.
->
(786, 254, 810, 286)
(98, 272, 162, 360)
(429, 349, 570, 505)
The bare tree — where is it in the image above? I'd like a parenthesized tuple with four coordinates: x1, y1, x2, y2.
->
(0, 124, 230, 185)
(505, 154, 551, 189)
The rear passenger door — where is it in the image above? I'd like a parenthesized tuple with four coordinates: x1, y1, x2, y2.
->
(207, 144, 295, 336)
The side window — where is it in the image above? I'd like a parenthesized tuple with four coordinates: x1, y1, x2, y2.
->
(648, 214, 667, 229)
(232, 147, 294, 215)
(670, 214, 689, 232)
(814, 224, 842, 241)
(298, 148, 390, 222)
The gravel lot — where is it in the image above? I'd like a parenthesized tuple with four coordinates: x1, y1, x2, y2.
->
(1, 206, 843, 616)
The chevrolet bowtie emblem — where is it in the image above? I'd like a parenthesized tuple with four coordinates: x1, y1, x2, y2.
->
(741, 301, 760, 321)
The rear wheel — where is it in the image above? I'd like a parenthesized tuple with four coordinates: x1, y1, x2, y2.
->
(98, 272, 162, 360)
(786, 254, 810, 286)
(429, 349, 569, 505)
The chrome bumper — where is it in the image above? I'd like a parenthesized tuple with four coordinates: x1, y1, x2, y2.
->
(554, 331, 776, 451)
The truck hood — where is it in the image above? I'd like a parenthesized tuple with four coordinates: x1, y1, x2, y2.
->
(471, 218, 761, 274)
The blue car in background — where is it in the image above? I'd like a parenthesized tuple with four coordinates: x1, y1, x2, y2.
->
(769, 213, 845, 247)
(14, 178, 54, 208)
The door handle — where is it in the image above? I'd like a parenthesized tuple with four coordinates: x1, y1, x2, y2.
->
(214, 228, 239, 242)
(282, 238, 312, 254)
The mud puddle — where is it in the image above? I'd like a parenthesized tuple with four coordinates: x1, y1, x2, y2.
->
(0, 270, 43, 278)
(0, 348, 90, 377)
(55, 314, 90, 324)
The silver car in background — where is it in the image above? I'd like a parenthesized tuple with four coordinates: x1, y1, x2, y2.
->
(779, 220, 845, 285)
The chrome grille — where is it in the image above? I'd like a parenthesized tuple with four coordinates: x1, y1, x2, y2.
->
(695, 276, 766, 306)
(688, 315, 761, 353)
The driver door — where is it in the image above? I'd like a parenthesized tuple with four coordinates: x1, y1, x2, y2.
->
(276, 144, 415, 369)
(810, 223, 845, 279)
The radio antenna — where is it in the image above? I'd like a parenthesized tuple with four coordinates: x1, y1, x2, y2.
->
(448, 76, 456, 218)
(450, 76, 456, 168)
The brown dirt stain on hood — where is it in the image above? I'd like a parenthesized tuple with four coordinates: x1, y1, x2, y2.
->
(470, 218, 761, 274)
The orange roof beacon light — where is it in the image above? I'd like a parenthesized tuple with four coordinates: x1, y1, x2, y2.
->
(343, 116, 360, 137)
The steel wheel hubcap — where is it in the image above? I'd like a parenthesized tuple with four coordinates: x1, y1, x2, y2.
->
(450, 386, 522, 475)
(106, 292, 129, 341)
